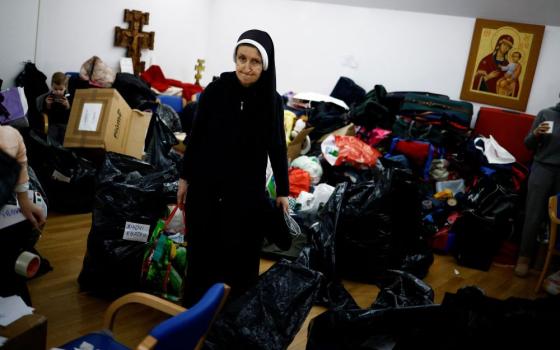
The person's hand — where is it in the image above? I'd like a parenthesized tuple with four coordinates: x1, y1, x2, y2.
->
(45, 95, 54, 109)
(57, 95, 70, 109)
(533, 122, 551, 136)
(177, 178, 188, 210)
(17, 192, 46, 229)
(276, 196, 289, 213)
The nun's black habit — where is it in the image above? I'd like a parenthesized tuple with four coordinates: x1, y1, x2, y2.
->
(180, 30, 289, 305)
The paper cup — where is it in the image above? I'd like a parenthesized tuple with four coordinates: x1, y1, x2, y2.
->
(14, 251, 41, 278)
(544, 121, 554, 134)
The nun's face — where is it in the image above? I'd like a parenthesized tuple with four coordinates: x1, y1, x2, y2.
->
(235, 45, 263, 87)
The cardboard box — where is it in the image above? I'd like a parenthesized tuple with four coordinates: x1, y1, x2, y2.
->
(63, 89, 152, 159)
(287, 127, 314, 161)
(317, 123, 356, 143)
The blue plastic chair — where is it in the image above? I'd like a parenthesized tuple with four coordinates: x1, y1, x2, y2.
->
(59, 283, 230, 350)
(158, 95, 184, 114)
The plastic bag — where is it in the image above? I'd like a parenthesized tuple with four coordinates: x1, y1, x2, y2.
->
(474, 135, 515, 164)
(144, 113, 179, 170)
(288, 167, 311, 198)
(262, 198, 294, 251)
(435, 179, 465, 195)
(307, 269, 436, 350)
(296, 183, 335, 215)
(313, 168, 433, 285)
(79, 56, 116, 87)
(78, 153, 177, 296)
(321, 134, 381, 168)
(365, 127, 392, 146)
(205, 260, 322, 350)
(372, 270, 434, 309)
(284, 212, 302, 237)
(291, 156, 323, 185)
(26, 130, 96, 213)
(141, 206, 187, 302)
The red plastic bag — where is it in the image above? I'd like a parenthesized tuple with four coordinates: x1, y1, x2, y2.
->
(289, 167, 311, 197)
(321, 135, 381, 168)
(393, 139, 433, 168)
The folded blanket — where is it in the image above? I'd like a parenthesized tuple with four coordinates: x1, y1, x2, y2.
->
(141, 65, 203, 101)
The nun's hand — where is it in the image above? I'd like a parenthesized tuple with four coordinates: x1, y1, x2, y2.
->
(276, 196, 289, 213)
(177, 178, 188, 210)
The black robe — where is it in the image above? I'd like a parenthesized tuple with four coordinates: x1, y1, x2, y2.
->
(180, 71, 288, 305)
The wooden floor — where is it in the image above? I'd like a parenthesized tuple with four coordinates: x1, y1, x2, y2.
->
(28, 212, 545, 349)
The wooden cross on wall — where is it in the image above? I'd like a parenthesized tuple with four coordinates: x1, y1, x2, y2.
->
(114, 9, 155, 75)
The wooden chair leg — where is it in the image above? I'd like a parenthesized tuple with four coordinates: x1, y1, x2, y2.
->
(535, 249, 554, 293)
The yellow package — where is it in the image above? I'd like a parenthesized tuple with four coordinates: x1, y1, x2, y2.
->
(284, 110, 296, 144)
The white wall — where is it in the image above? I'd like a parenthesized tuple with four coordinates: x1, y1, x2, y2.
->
(206, 0, 560, 116)
(0, 0, 40, 86)
(2, 0, 559, 117)
(0, 0, 216, 85)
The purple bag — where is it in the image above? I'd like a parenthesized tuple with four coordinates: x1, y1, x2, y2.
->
(0, 87, 28, 127)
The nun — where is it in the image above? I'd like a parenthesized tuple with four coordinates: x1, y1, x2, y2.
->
(177, 29, 289, 305)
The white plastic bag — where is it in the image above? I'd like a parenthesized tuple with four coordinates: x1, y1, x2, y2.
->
(474, 135, 515, 164)
(435, 179, 465, 195)
(291, 156, 323, 185)
(295, 183, 335, 214)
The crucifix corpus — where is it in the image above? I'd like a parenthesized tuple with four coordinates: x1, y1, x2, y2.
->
(114, 9, 155, 75)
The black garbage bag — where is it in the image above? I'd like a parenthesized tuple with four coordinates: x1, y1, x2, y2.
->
(297, 184, 356, 310)
(26, 130, 96, 213)
(330, 76, 366, 108)
(438, 286, 560, 349)
(307, 301, 446, 350)
(348, 85, 394, 130)
(319, 157, 381, 186)
(372, 270, 434, 309)
(112, 72, 157, 109)
(451, 210, 505, 271)
(295, 245, 358, 311)
(315, 167, 433, 285)
(307, 102, 349, 141)
(205, 260, 322, 350)
(309, 282, 560, 350)
(336, 176, 394, 283)
(386, 168, 434, 279)
(78, 153, 177, 296)
(138, 100, 183, 133)
(144, 113, 179, 170)
(307, 183, 346, 281)
(0, 149, 20, 207)
(307, 269, 437, 350)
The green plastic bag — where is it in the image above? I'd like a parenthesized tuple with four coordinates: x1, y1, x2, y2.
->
(141, 206, 187, 302)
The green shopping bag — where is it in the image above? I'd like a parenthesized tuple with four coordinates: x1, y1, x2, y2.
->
(141, 206, 187, 302)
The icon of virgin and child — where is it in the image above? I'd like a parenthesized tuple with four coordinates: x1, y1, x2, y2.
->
(472, 33, 524, 98)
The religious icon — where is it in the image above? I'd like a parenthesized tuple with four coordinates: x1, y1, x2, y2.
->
(460, 19, 544, 111)
(114, 9, 155, 75)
